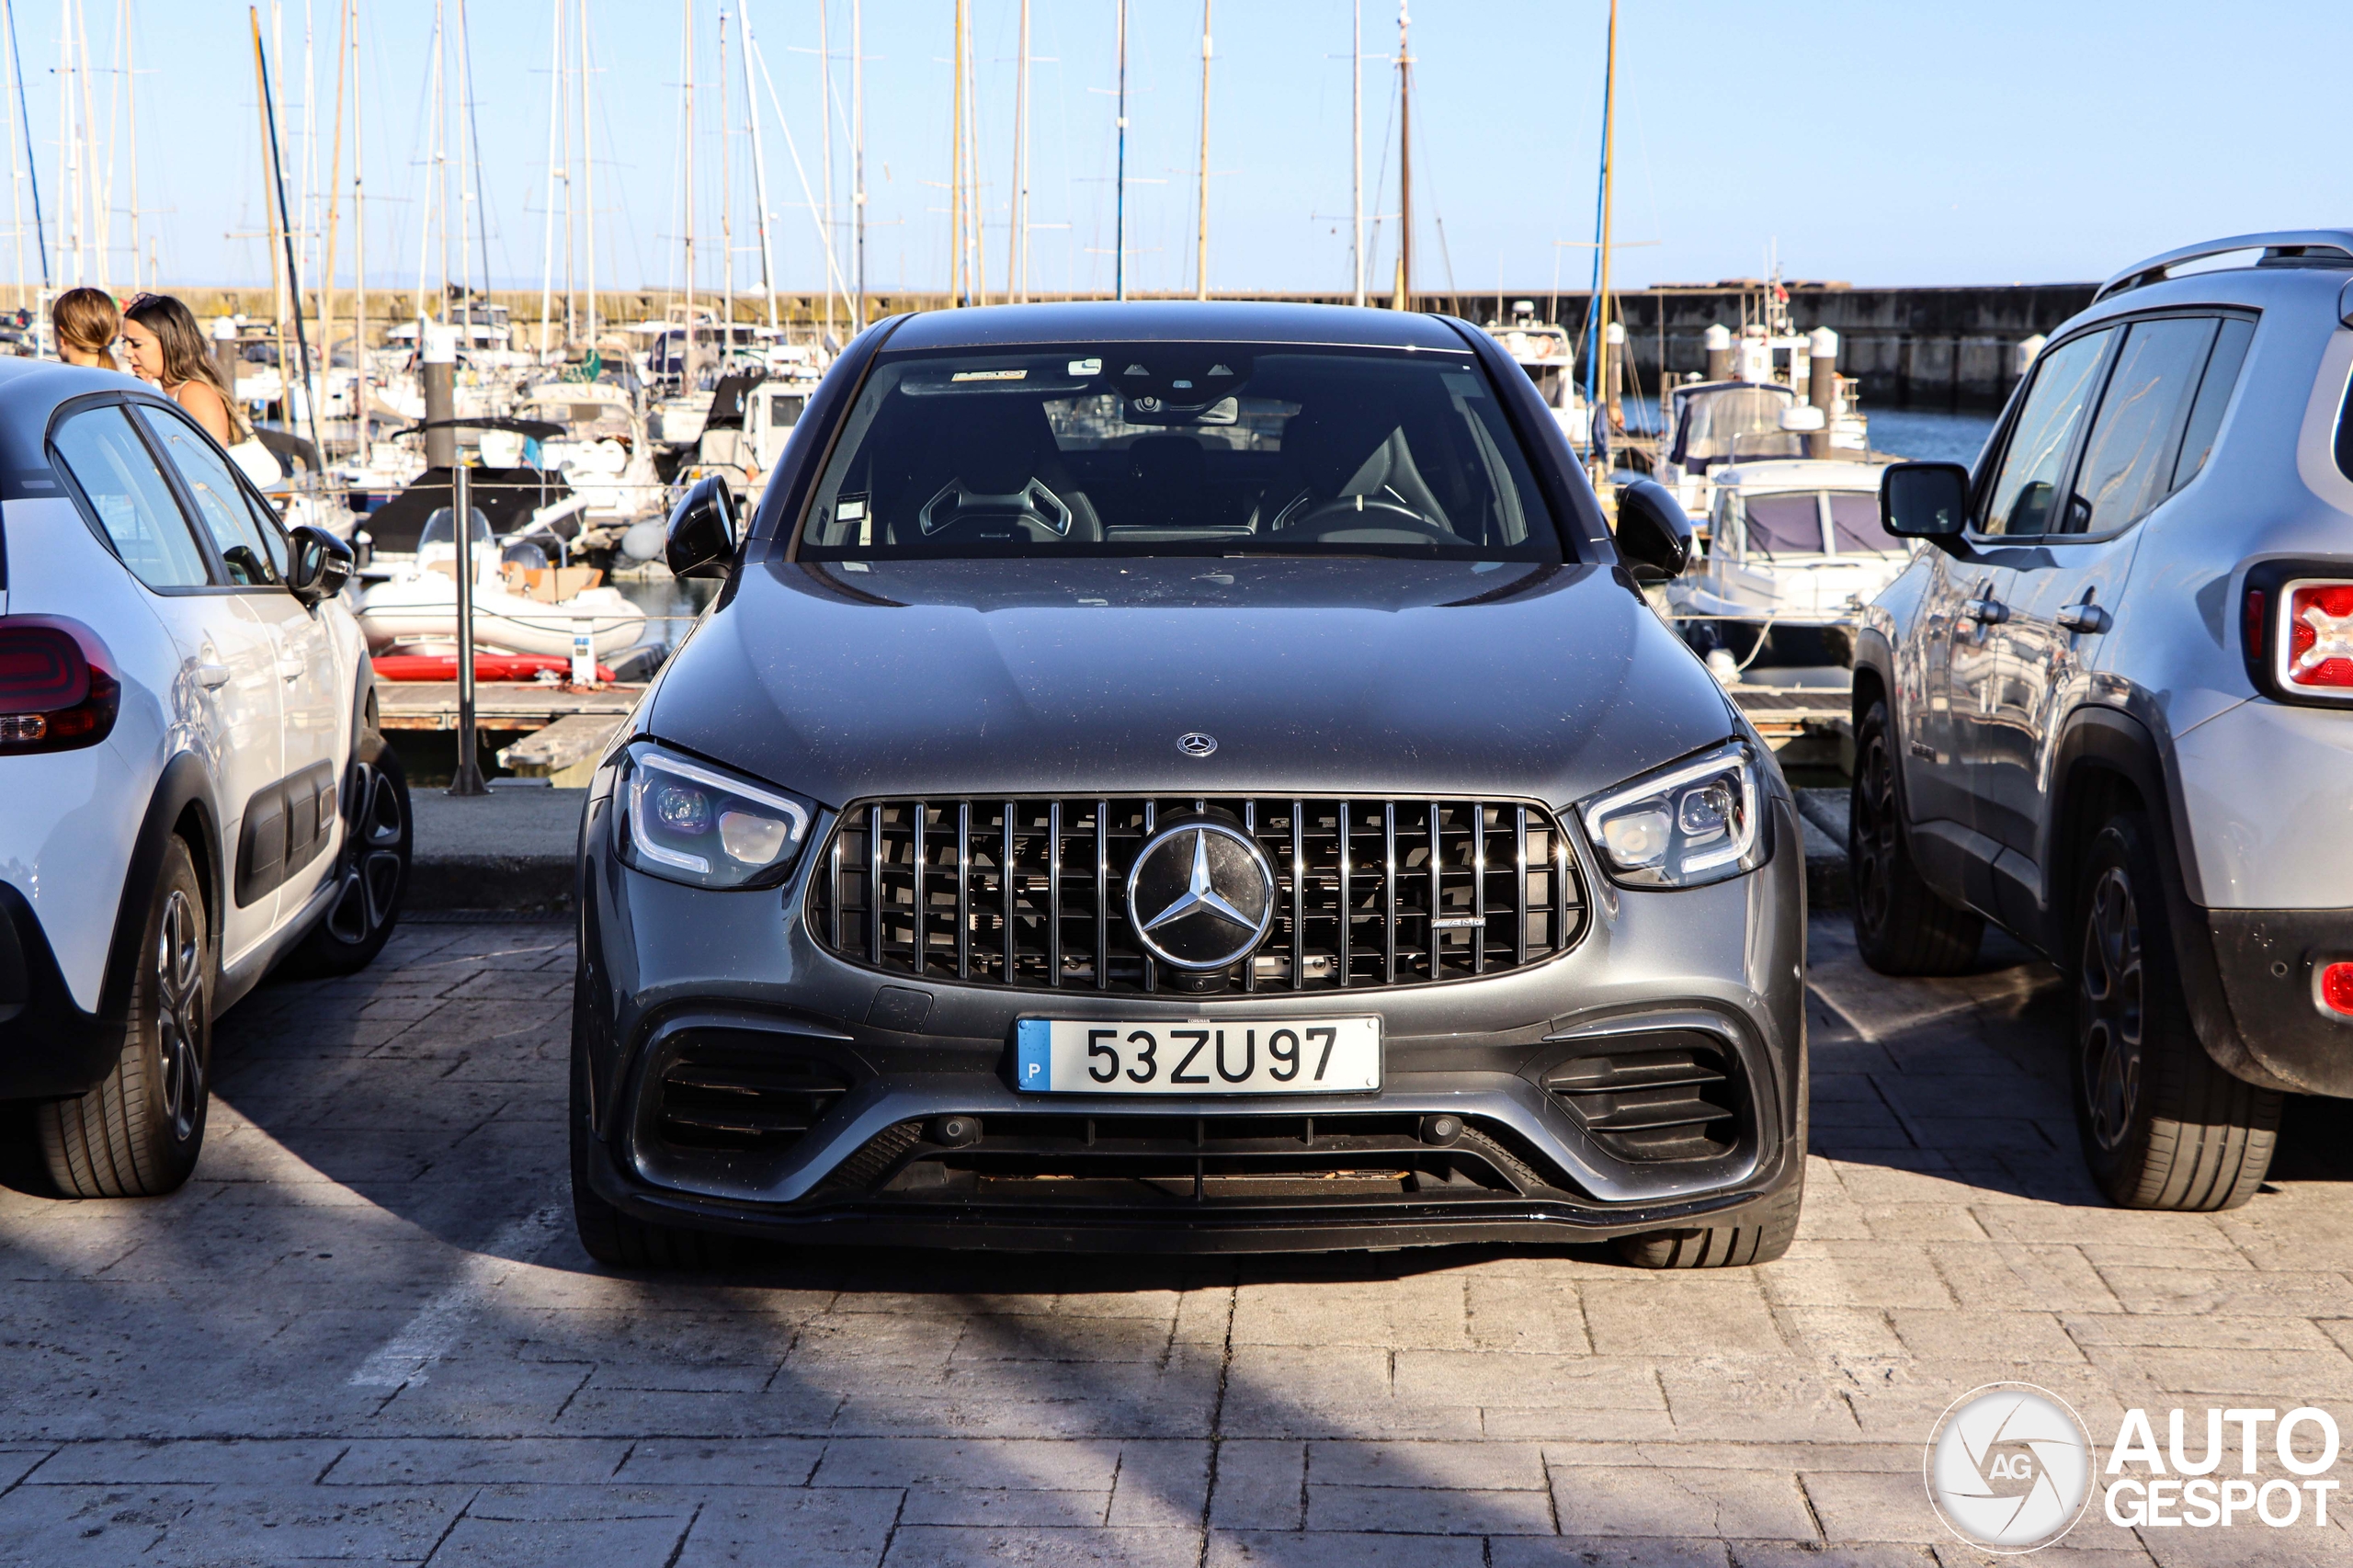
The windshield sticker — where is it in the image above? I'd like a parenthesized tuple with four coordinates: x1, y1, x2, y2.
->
(1068, 358, 1103, 376)
(951, 369, 1028, 382)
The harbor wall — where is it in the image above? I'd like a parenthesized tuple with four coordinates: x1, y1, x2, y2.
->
(174, 280, 2095, 410)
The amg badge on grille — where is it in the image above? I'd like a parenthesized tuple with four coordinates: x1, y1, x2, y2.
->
(1124, 822, 1275, 971)
(1175, 732, 1218, 757)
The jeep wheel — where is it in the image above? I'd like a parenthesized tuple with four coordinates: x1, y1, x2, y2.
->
(1849, 699, 1983, 975)
(37, 836, 210, 1197)
(2074, 812, 2279, 1210)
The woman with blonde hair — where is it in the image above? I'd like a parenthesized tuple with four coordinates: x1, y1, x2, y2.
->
(119, 291, 245, 449)
(50, 287, 120, 369)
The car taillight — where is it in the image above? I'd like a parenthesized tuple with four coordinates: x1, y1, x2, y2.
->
(2321, 962, 2353, 1017)
(2243, 586, 2265, 661)
(0, 617, 120, 754)
(2279, 579, 2353, 696)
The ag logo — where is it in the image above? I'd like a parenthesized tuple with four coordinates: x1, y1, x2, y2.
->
(1924, 1382, 2095, 1553)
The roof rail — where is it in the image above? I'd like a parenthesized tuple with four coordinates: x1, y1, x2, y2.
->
(2096, 230, 2353, 302)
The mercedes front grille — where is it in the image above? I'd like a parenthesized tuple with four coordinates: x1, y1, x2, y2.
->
(810, 797, 1586, 994)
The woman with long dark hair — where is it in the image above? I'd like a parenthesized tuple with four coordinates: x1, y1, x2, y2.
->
(119, 292, 244, 449)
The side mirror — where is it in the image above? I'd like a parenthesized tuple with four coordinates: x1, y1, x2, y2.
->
(286, 524, 355, 608)
(1613, 479, 1694, 580)
(1881, 461, 1972, 549)
(665, 474, 740, 580)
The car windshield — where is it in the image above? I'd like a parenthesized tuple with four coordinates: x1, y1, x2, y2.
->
(797, 344, 1561, 560)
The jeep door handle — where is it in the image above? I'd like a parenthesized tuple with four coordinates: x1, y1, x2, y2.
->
(2054, 602, 2110, 634)
(196, 663, 233, 689)
(1962, 597, 2007, 624)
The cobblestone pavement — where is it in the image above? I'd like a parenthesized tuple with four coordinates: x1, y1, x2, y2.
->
(3, 913, 2351, 1567)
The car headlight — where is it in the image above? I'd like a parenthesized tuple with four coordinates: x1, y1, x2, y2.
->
(1576, 740, 1769, 889)
(616, 744, 813, 890)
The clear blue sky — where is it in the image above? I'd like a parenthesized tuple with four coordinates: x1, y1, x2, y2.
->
(11, 0, 2350, 300)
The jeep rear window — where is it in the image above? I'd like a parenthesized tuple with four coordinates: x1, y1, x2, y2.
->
(2173, 316, 2254, 493)
(797, 345, 1561, 561)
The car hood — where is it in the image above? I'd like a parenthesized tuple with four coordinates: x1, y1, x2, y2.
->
(647, 556, 1739, 810)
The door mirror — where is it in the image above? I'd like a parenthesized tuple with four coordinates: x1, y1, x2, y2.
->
(1881, 461, 1972, 543)
(665, 474, 740, 580)
(1613, 479, 1694, 580)
(285, 524, 355, 608)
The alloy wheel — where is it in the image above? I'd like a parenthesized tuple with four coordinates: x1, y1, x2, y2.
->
(325, 763, 406, 945)
(153, 888, 205, 1141)
(1854, 733, 1896, 934)
(2079, 865, 2144, 1153)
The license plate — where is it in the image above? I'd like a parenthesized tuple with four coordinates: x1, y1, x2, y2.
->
(1015, 1017, 1381, 1095)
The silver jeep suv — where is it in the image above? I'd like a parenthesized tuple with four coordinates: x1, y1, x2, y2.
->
(1854, 230, 2353, 1211)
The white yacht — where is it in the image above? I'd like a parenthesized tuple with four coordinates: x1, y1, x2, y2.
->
(1481, 301, 1593, 449)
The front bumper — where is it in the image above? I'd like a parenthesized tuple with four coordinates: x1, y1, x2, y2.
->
(574, 792, 1809, 1252)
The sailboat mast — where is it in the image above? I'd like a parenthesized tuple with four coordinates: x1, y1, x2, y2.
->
(719, 6, 732, 356)
(579, 0, 595, 348)
(948, 0, 963, 306)
(961, 0, 981, 305)
(1350, 0, 1362, 307)
(354, 0, 367, 449)
(1194, 0, 1210, 300)
(742, 8, 776, 331)
(255, 5, 325, 461)
(1009, 0, 1028, 302)
(850, 0, 863, 329)
(252, 7, 289, 387)
(539, 0, 561, 355)
(681, 0, 696, 356)
(121, 0, 139, 288)
(1393, 0, 1410, 311)
(3, 0, 43, 301)
(414, 0, 438, 323)
(322, 0, 352, 449)
(1113, 0, 1126, 301)
(1597, 0, 1618, 445)
(816, 0, 833, 342)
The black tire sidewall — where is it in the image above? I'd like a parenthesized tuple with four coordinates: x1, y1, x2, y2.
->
(140, 839, 211, 1177)
(292, 730, 412, 974)
(2072, 815, 2179, 1199)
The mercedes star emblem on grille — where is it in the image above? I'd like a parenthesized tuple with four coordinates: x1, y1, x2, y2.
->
(1176, 732, 1218, 757)
(1124, 822, 1276, 971)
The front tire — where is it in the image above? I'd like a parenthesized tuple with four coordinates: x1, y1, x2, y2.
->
(1849, 699, 1983, 975)
(38, 837, 211, 1198)
(1617, 1171, 1803, 1269)
(290, 736, 410, 977)
(2073, 812, 2280, 1210)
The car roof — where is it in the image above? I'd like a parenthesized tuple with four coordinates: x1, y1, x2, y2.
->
(2062, 254, 2350, 337)
(0, 360, 175, 498)
(878, 300, 1473, 354)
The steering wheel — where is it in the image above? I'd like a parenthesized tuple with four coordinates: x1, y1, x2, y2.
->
(1279, 494, 1456, 542)
(917, 476, 1074, 538)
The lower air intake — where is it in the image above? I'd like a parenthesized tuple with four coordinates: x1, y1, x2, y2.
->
(653, 1042, 853, 1154)
(1544, 1033, 1743, 1162)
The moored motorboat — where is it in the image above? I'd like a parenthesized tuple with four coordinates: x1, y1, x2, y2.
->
(357, 507, 648, 660)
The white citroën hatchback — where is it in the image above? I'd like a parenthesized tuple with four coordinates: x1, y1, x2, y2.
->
(0, 362, 408, 1197)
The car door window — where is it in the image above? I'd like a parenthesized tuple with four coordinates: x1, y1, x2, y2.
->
(50, 406, 215, 589)
(131, 403, 287, 586)
(2173, 316, 2256, 492)
(2063, 316, 2217, 534)
(1978, 329, 2112, 538)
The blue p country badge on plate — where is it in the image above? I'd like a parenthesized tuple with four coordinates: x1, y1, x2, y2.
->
(1016, 1019, 1051, 1091)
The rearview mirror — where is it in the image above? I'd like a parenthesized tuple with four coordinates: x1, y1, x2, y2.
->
(285, 524, 355, 608)
(1613, 480, 1694, 580)
(1881, 462, 1972, 545)
(665, 474, 741, 580)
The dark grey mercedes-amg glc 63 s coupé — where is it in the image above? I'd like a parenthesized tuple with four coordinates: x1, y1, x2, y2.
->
(570, 301, 1808, 1268)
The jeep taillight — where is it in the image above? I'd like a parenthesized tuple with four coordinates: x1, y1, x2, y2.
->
(2278, 579, 2353, 696)
(2322, 962, 2353, 1018)
(0, 618, 120, 754)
